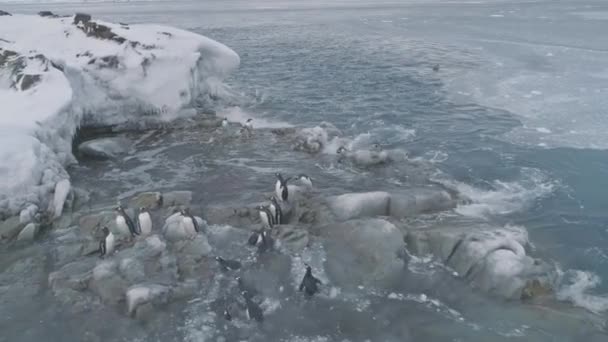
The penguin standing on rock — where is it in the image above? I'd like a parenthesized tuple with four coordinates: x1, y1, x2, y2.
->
(221, 117, 229, 128)
(223, 308, 232, 321)
(274, 172, 290, 202)
(98, 226, 115, 258)
(299, 264, 322, 297)
(269, 196, 283, 225)
(181, 208, 200, 236)
(115, 205, 139, 237)
(137, 207, 152, 236)
(257, 205, 274, 229)
(258, 229, 274, 253)
(242, 291, 264, 322)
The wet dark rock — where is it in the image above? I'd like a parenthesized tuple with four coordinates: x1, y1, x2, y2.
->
(77, 137, 131, 160)
(0, 216, 23, 240)
(73, 13, 92, 25)
(129, 192, 162, 210)
(521, 278, 553, 302)
(162, 190, 192, 208)
(78, 210, 115, 236)
(0, 10, 11, 16)
(16, 74, 42, 90)
(204, 205, 257, 227)
(38, 11, 57, 18)
(322, 218, 405, 289)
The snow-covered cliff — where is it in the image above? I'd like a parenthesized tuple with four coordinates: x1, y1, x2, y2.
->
(0, 11, 239, 219)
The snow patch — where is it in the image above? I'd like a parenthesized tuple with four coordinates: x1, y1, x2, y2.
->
(0, 13, 239, 217)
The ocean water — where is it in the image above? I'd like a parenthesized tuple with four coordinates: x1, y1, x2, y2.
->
(2, 0, 608, 341)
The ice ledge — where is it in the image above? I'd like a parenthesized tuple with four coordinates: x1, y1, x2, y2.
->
(0, 11, 239, 220)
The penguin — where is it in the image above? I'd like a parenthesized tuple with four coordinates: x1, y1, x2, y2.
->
(299, 264, 322, 297)
(242, 291, 264, 322)
(269, 196, 283, 225)
(221, 117, 229, 128)
(180, 208, 200, 236)
(224, 308, 232, 321)
(432, 64, 440, 72)
(257, 229, 273, 253)
(244, 118, 253, 131)
(295, 174, 313, 189)
(215, 256, 242, 271)
(257, 205, 273, 229)
(99, 226, 115, 258)
(115, 205, 139, 237)
(336, 145, 390, 166)
(237, 277, 259, 298)
(247, 230, 262, 246)
(137, 207, 152, 236)
(274, 172, 290, 202)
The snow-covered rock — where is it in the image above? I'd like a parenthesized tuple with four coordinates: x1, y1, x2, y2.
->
(0, 13, 239, 218)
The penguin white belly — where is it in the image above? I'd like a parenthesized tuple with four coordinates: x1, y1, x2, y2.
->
(259, 210, 271, 228)
(115, 215, 130, 236)
(105, 233, 115, 255)
(275, 180, 282, 201)
(138, 213, 152, 236)
(268, 204, 277, 222)
(182, 217, 197, 237)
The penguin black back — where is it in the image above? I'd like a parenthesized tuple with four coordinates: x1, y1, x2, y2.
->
(257, 229, 273, 253)
(181, 208, 200, 233)
(299, 264, 322, 297)
(269, 196, 282, 225)
(215, 256, 242, 271)
(242, 291, 264, 322)
(116, 206, 139, 236)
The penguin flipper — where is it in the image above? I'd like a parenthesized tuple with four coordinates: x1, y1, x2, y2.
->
(315, 277, 323, 285)
(298, 279, 305, 292)
(126, 216, 139, 236)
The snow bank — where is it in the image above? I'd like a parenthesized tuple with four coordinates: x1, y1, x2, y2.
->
(0, 11, 239, 218)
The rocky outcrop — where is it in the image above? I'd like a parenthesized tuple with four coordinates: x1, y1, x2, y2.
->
(404, 220, 556, 299)
(77, 137, 132, 160)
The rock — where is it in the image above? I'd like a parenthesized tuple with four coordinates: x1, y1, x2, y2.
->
(53, 179, 71, 219)
(272, 225, 309, 253)
(129, 192, 162, 210)
(327, 192, 390, 221)
(0, 10, 11, 16)
(77, 137, 131, 160)
(389, 189, 455, 218)
(0, 216, 23, 240)
(172, 235, 212, 259)
(162, 191, 192, 208)
(38, 11, 56, 17)
(49, 260, 94, 292)
(204, 205, 257, 227)
(78, 210, 115, 236)
(126, 284, 171, 316)
(321, 218, 404, 288)
(19, 204, 38, 224)
(404, 220, 555, 299)
(74, 13, 92, 25)
(119, 258, 146, 283)
(90, 260, 129, 305)
(521, 278, 553, 301)
(17, 223, 40, 241)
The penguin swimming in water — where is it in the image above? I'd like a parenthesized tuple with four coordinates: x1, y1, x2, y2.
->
(274, 172, 290, 202)
(258, 205, 273, 229)
(98, 226, 115, 258)
(215, 256, 242, 271)
(237, 276, 259, 298)
(180, 208, 200, 236)
(223, 308, 232, 321)
(268, 196, 283, 225)
(299, 264, 322, 297)
(115, 205, 139, 237)
(295, 174, 313, 189)
(137, 207, 152, 236)
(242, 291, 264, 322)
(336, 145, 390, 166)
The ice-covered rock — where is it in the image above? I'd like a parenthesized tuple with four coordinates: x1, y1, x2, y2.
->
(17, 222, 40, 241)
(77, 137, 131, 160)
(52, 178, 71, 218)
(0, 216, 23, 240)
(19, 204, 38, 224)
(161, 190, 193, 208)
(0, 13, 239, 218)
(126, 284, 171, 317)
(129, 191, 162, 210)
(404, 220, 555, 299)
(321, 218, 405, 289)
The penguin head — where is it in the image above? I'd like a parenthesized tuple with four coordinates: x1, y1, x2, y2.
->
(102, 226, 110, 236)
(114, 205, 123, 212)
(304, 263, 312, 273)
(222, 118, 228, 122)
(337, 146, 347, 154)
(241, 290, 248, 297)
(139, 207, 147, 213)
(181, 208, 191, 216)
(371, 143, 382, 151)
(246, 118, 253, 123)
(215, 256, 223, 262)
(275, 172, 282, 179)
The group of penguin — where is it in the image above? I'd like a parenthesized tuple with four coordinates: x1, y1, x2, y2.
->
(93, 170, 321, 323)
